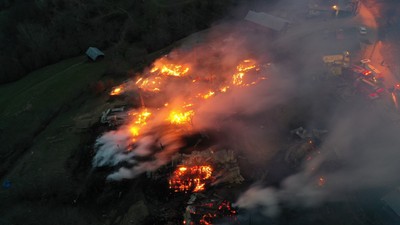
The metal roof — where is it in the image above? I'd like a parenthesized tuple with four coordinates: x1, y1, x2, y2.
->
(244, 10, 290, 31)
(86, 47, 105, 61)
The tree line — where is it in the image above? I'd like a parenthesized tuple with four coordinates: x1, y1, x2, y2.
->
(0, 0, 247, 84)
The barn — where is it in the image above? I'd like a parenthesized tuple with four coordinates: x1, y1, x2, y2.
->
(86, 47, 105, 61)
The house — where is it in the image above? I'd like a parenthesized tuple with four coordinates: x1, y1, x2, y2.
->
(86, 47, 105, 61)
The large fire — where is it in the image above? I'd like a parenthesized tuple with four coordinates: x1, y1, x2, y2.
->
(103, 53, 268, 183)
(101, 49, 269, 191)
(169, 165, 213, 193)
(96, 39, 271, 224)
(109, 56, 268, 145)
(111, 57, 266, 98)
(168, 110, 195, 125)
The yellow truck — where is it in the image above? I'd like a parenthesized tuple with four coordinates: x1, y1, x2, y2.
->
(322, 51, 351, 75)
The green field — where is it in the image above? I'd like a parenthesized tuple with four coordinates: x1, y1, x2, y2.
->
(0, 38, 180, 224)
(0, 56, 110, 224)
(0, 56, 106, 170)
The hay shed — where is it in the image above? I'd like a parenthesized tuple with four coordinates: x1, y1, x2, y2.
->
(86, 47, 105, 61)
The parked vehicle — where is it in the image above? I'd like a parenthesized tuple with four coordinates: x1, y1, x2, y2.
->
(359, 26, 367, 35)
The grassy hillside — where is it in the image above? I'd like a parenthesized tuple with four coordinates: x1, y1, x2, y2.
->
(0, 33, 187, 224)
(0, 55, 112, 224)
(0, 56, 107, 178)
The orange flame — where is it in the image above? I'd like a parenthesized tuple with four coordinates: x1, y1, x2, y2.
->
(151, 58, 190, 77)
(128, 109, 152, 138)
(169, 165, 213, 193)
(160, 64, 190, 76)
(168, 110, 194, 125)
(232, 72, 245, 86)
(110, 86, 123, 96)
(112, 56, 268, 183)
(219, 86, 229, 93)
(200, 90, 215, 99)
(136, 76, 163, 92)
(232, 59, 258, 86)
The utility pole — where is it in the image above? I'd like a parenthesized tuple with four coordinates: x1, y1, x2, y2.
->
(369, 40, 379, 60)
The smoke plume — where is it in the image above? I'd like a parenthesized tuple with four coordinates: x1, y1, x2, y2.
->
(236, 101, 400, 217)
(92, 23, 291, 181)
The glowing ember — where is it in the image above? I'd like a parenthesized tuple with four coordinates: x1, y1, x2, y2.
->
(200, 90, 215, 99)
(110, 86, 123, 96)
(182, 103, 194, 108)
(237, 59, 257, 72)
(199, 214, 214, 225)
(160, 64, 190, 76)
(169, 165, 213, 193)
(219, 86, 229, 93)
(318, 176, 326, 187)
(168, 110, 194, 125)
(128, 109, 152, 138)
(232, 59, 259, 86)
(232, 72, 245, 86)
(136, 76, 163, 92)
(184, 199, 238, 225)
(151, 58, 190, 77)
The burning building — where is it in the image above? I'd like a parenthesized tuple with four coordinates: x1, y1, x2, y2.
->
(89, 32, 276, 223)
(93, 38, 272, 177)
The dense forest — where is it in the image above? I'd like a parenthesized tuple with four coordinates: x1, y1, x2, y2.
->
(0, 0, 248, 84)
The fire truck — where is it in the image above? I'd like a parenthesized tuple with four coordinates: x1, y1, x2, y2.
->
(354, 77, 385, 100)
(361, 59, 383, 83)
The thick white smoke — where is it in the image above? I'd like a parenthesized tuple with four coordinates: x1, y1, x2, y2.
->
(94, 123, 185, 180)
(235, 186, 280, 217)
(235, 104, 400, 217)
(93, 129, 134, 167)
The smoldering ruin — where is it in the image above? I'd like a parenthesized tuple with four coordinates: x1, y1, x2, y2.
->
(65, 1, 400, 225)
